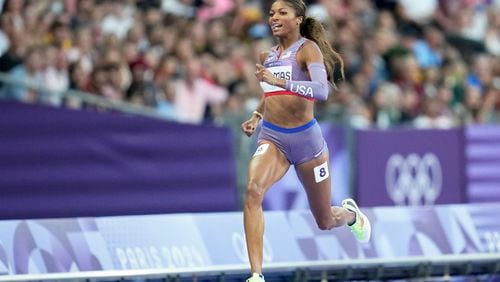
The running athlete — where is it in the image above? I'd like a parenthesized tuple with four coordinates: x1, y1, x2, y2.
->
(240, 1, 371, 281)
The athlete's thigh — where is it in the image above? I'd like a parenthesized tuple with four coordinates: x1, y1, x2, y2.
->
(248, 141, 290, 192)
(295, 152, 332, 218)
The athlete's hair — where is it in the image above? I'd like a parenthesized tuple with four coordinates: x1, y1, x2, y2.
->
(276, 0, 345, 84)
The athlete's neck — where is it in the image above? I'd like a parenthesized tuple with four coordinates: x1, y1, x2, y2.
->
(276, 32, 301, 52)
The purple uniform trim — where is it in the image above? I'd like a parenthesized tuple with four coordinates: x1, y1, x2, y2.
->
(262, 119, 316, 133)
(257, 119, 328, 165)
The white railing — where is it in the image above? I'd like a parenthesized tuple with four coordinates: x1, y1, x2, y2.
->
(0, 253, 498, 281)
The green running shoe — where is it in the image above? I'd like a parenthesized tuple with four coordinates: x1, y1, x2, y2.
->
(342, 198, 371, 243)
(246, 273, 265, 282)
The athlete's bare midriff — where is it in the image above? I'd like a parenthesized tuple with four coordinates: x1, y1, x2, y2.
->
(263, 95, 314, 127)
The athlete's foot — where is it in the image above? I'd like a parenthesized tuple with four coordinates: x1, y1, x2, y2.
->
(342, 198, 371, 243)
(246, 273, 265, 282)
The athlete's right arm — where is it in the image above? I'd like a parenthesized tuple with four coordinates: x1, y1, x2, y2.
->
(253, 51, 268, 116)
(241, 92, 265, 137)
(241, 51, 269, 137)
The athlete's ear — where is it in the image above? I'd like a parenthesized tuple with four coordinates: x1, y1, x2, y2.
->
(297, 16, 303, 25)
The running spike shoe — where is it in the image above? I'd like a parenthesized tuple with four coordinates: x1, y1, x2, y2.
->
(342, 198, 371, 243)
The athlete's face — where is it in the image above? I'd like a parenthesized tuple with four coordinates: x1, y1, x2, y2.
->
(269, 1, 302, 37)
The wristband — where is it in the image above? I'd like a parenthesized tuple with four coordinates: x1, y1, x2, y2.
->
(252, 111, 263, 120)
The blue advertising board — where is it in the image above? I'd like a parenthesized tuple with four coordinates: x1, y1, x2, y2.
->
(0, 102, 237, 218)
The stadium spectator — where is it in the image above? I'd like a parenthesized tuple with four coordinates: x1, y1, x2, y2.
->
(173, 58, 228, 124)
(1, 45, 44, 103)
(0, 0, 496, 127)
(42, 46, 69, 105)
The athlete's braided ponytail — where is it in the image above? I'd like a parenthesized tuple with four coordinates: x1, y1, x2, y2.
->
(300, 16, 345, 84)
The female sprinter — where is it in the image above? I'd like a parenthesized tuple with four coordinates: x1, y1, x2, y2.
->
(240, 1, 371, 281)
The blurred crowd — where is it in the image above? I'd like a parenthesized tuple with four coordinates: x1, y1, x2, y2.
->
(0, 0, 499, 129)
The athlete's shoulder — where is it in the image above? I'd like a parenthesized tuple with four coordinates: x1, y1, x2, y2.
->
(258, 51, 270, 64)
(259, 43, 279, 63)
(297, 38, 323, 63)
(299, 39, 321, 54)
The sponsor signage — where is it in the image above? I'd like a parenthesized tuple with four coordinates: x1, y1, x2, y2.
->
(0, 203, 497, 275)
(356, 129, 465, 207)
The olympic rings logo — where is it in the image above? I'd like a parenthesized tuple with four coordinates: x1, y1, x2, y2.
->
(385, 153, 442, 206)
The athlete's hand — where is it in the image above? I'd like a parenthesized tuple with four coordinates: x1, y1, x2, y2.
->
(255, 64, 280, 86)
(241, 116, 259, 137)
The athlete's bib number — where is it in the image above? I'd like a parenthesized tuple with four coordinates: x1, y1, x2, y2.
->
(314, 161, 329, 183)
(259, 65, 292, 93)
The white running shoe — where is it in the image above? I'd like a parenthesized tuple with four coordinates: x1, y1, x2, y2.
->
(246, 273, 266, 282)
(246, 273, 265, 282)
(342, 198, 371, 243)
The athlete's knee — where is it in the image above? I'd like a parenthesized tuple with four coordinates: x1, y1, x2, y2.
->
(245, 178, 266, 207)
(314, 208, 344, 230)
(315, 216, 334, 230)
(328, 207, 346, 228)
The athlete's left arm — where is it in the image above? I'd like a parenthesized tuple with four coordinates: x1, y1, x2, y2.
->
(271, 41, 329, 101)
